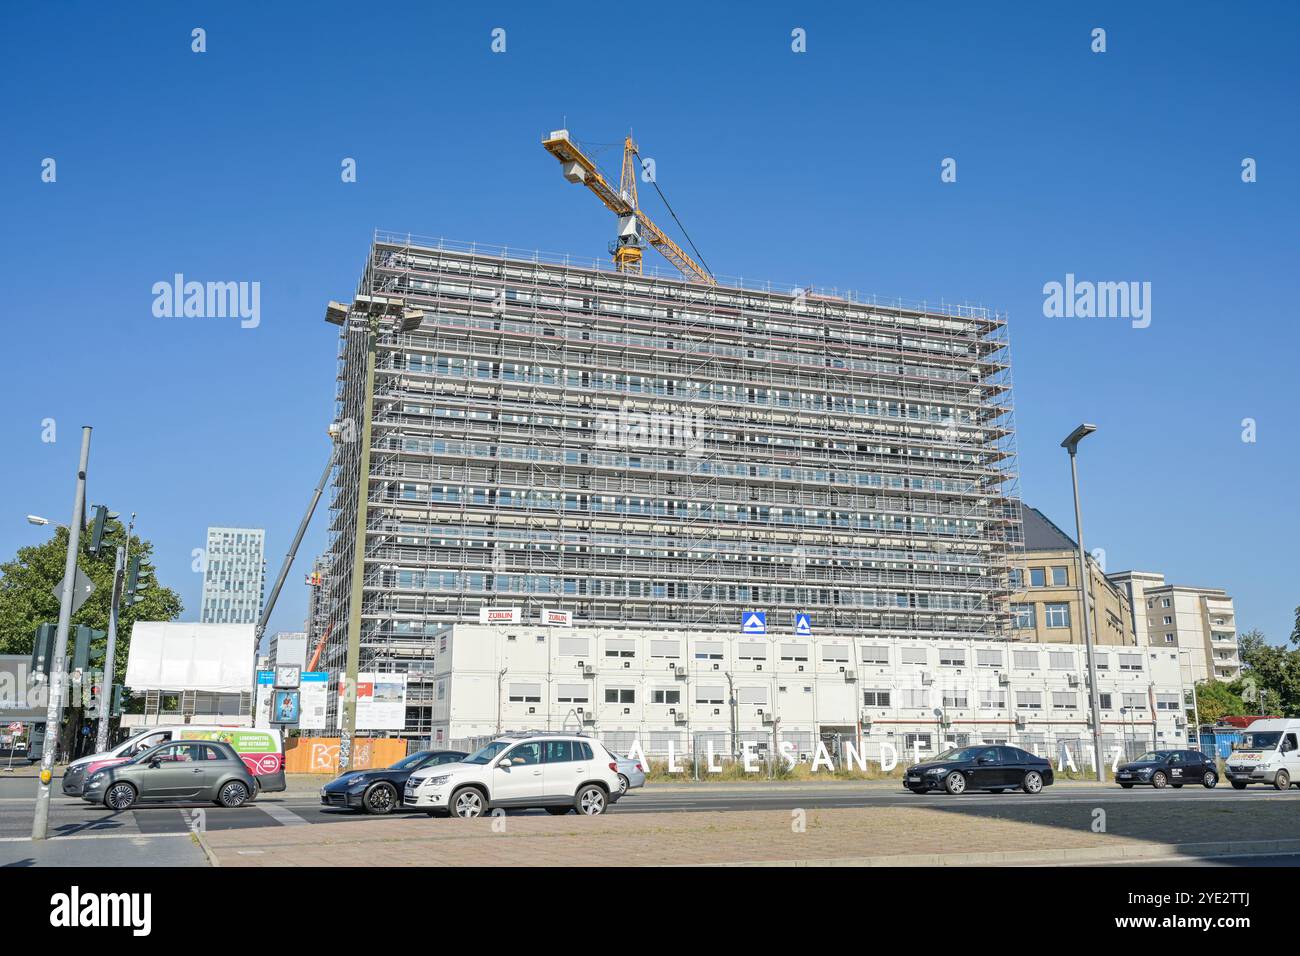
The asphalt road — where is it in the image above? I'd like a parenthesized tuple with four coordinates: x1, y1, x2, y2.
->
(2, 776, 1297, 846)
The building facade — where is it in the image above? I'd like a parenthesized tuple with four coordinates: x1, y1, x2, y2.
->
(199, 526, 266, 625)
(1109, 571, 1241, 684)
(320, 235, 1023, 734)
(428, 624, 1188, 763)
(1010, 507, 1136, 648)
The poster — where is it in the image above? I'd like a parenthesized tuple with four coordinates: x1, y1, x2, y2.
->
(298, 672, 328, 730)
(336, 672, 407, 730)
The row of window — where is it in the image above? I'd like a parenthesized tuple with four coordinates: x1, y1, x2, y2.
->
(1011, 602, 1071, 630)
(1009, 567, 1070, 589)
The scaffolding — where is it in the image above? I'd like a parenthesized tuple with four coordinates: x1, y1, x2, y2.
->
(320, 233, 1024, 732)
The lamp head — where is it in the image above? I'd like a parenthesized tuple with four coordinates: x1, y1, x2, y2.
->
(1061, 423, 1097, 453)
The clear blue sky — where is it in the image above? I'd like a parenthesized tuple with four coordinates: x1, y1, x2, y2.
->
(2, 2, 1296, 644)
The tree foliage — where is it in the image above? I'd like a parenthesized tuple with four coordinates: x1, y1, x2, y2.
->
(0, 518, 183, 685)
(1234, 621, 1300, 718)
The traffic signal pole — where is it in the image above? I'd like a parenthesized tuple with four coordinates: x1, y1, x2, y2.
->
(33, 425, 91, 840)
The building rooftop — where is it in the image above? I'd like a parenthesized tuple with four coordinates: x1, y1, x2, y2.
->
(1021, 505, 1077, 552)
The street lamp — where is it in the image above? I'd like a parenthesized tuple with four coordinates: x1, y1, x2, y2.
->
(1061, 423, 1106, 781)
(26, 515, 50, 526)
(330, 297, 425, 773)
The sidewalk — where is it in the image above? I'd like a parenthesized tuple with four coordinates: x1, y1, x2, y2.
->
(200, 801, 1298, 867)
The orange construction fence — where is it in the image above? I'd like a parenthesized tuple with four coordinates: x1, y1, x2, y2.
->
(284, 737, 407, 774)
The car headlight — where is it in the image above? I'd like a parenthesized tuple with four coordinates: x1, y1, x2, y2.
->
(926, 767, 947, 775)
(346, 775, 370, 787)
(423, 774, 451, 787)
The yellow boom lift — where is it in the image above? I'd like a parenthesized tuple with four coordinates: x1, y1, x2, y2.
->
(542, 129, 716, 285)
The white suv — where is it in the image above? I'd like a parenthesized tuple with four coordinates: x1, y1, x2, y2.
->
(403, 733, 623, 818)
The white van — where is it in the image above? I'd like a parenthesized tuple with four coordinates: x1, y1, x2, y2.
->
(62, 725, 285, 796)
(1224, 719, 1300, 790)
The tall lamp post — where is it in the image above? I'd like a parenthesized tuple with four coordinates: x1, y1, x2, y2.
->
(1062, 423, 1106, 782)
(328, 297, 424, 772)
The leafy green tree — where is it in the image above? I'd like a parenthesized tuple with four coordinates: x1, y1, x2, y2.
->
(0, 518, 183, 687)
(1195, 680, 1245, 723)
(1237, 626, 1300, 718)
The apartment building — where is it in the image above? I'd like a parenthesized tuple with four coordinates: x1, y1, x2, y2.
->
(320, 235, 1022, 734)
(199, 526, 266, 625)
(428, 624, 1188, 762)
(1109, 571, 1241, 684)
(1010, 506, 1136, 647)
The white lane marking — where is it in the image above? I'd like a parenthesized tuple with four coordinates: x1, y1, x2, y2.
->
(258, 803, 309, 826)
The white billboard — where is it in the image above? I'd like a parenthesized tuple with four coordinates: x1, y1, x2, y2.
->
(479, 607, 521, 624)
(540, 608, 572, 627)
(126, 622, 255, 693)
(336, 672, 407, 730)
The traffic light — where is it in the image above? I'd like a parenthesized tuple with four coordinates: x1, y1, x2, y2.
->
(88, 505, 108, 556)
(110, 684, 126, 717)
(71, 625, 106, 672)
(124, 555, 150, 604)
(30, 623, 57, 678)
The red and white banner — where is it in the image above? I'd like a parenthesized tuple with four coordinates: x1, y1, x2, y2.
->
(478, 607, 522, 624)
(540, 608, 573, 627)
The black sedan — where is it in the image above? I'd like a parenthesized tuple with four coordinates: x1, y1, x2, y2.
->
(905, 745, 1054, 795)
(321, 750, 467, 814)
(1115, 749, 1217, 789)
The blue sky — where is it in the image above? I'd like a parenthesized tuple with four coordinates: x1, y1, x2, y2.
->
(2, 2, 1297, 644)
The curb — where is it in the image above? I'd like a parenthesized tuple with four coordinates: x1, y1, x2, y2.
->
(696, 837, 1300, 867)
(193, 828, 222, 868)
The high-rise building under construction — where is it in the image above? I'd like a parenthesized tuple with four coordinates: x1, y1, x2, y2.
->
(320, 233, 1022, 733)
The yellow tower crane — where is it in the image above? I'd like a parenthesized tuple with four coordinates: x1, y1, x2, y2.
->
(542, 129, 716, 285)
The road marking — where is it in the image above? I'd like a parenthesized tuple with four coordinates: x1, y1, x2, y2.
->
(0, 831, 194, 843)
(259, 803, 309, 826)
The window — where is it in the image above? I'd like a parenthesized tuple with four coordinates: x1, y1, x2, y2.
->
(1121, 693, 1146, 711)
(976, 649, 1004, 668)
(558, 637, 589, 657)
(942, 690, 968, 708)
(545, 740, 575, 763)
(1094, 653, 1109, 671)
(1016, 691, 1042, 710)
(1162, 616, 1172, 626)
(1118, 654, 1143, 672)
(821, 645, 849, 663)
(1164, 633, 1175, 644)
(859, 645, 889, 665)
(503, 742, 542, 765)
(939, 649, 966, 667)
(899, 646, 928, 665)
(651, 689, 681, 705)
(1048, 651, 1073, 670)
(605, 639, 635, 658)
(1051, 566, 1069, 586)
(863, 689, 891, 707)
(737, 687, 768, 705)
(899, 689, 930, 709)
(695, 686, 725, 705)
(508, 683, 541, 703)
(980, 689, 1006, 708)
(1029, 568, 1047, 587)
(694, 641, 724, 660)
(1156, 694, 1180, 711)
(1098, 693, 1113, 710)
(1012, 604, 1036, 629)
(650, 640, 681, 659)
(737, 642, 767, 661)
(1009, 568, 1024, 589)
(1013, 650, 1039, 669)
(1162, 598, 1171, 608)
(780, 644, 809, 662)
(1045, 603, 1071, 629)
(1052, 692, 1077, 710)
(903, 733, 932, 752)
(603, 688, 635, 704)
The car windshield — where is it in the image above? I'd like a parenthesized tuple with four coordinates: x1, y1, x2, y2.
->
(390, 752, 431, 771)
(1134, 751, 1170, 763)
(1239, 732, 1282, 750)
(933, 747, 986, 762)
(463, 741, 510, 765)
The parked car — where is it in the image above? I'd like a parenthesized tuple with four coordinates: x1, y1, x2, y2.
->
(63, 725, 285, 796)
(905, 745, 1053, 795)
(320, 750, 467, 814)
(82, 740, 256, 811)
(1225, 719, 1300, 790)
(403, 732, 623, 818)
(607, 749, 646, 795)
(1116, 749, 1217, 789)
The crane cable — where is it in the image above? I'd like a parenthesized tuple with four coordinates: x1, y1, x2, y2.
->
(632, 149, 713, 279)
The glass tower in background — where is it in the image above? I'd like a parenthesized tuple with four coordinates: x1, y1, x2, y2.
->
(200, 526, 267, 625)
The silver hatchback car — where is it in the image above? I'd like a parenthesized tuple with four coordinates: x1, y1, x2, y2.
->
(82, 740, 256, 810)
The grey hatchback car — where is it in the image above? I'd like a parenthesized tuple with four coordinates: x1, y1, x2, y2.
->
(82, 740, 256, 810)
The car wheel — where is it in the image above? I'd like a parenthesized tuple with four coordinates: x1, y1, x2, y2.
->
(943, 771, 966, 795)
(575, 784, 608, 815)
(363, 782, 398, 815)
(1202, 771, 1217, 789)
(105, 782, 137, 811)
(1151, 771, 1168, 789)
(450, 786, 486, 818)
(218, 781, 250, 808)
(546, 806, 572, 815)
(617, 774, 630, 796)
(1274, 770, 1290, 792)
(1231, 780, 1248, 790)
(1119, 783, 1133, 789)
(1021, 770, 1044, 794)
